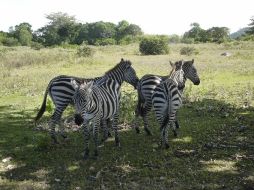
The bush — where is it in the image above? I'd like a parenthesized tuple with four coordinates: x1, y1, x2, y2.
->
(139, 36, 169, 55)
(30, 42, 44, 50)
(2, 37, 20, 46)
(181, 38, 195, 44)
(180, 47, 198, 56)
(77, 44, 94, 57)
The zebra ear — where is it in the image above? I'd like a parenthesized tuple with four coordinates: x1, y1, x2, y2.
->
(84, 81, 93, 93)
(71, 79, 79, 90)
(191, 59, 194, 64)
(169, 61, 174, 68)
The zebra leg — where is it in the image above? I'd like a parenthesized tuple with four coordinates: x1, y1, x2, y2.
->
(49, 108, 64, 144)
(133, 108, 140, 134)
(59, 120, 68, 140)
(112, 113, 120, 147)
(82, 120, 90, 160)
(101, 119, 108, 142)
(93, 118, 100, 158)
(107, 119, 112, 137)
(143, 114, 152, 136)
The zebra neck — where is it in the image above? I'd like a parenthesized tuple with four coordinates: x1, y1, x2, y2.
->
(106, 72, 124, 85)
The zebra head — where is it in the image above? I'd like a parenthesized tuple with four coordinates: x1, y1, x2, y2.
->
(182, 59, 200, 85)
(71, 79, 93, 114)
(121, 59, 139, 89)
(105, 58, 139, 89)
(170, 60, 185, 90)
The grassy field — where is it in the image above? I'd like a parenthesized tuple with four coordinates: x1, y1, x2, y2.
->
(0, 42, 254, 189)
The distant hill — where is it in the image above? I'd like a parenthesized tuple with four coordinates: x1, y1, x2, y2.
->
(230, 27, 249, 39)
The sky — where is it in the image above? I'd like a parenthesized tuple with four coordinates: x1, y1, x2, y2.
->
(0, 0, 253, 35)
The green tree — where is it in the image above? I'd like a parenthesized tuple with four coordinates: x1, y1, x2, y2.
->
(116, 20, 129, 40)
(183, 23, 206, 42)
(12, 23, 33, 46)
(206, 27, 230, 43)
(125, 24, 143, 36)
(139, 36, 169, 55)
(87, 21, 116, 45)
(36, 12, 80, 46)
(116, 21, 143, 43)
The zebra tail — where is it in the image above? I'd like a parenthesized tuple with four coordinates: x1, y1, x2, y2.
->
(34, 85, 50, 124)
(160, 114, 169, 131)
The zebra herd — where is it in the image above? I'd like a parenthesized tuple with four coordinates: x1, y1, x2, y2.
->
(35, 58, 200, 159)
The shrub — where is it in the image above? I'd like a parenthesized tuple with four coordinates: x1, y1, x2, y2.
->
(2, 37, 20, 46)
(30, 42, 44, 50)
(139, 36, 169, 55)
(77, 44, 94, 57)
(180, 46, 198, 56)
(181, 38, 195, 44)
(119, 91, 137, 123)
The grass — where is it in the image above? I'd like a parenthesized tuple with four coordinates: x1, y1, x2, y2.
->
(0, 42, 254, 189)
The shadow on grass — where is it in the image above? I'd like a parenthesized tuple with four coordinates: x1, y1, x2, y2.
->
(0, 99, 253, 189)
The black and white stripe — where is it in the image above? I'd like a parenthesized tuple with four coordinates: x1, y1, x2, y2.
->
(152, 61, 185, 148)
(135, 59, 200, 136)
(71, 78, 121, 159)
(35, 59, 139, 143)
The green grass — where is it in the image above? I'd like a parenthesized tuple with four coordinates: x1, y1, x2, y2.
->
(0, 42, 254, 189)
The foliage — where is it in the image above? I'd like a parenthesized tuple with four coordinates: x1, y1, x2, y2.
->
(246, 16, 254, 35)
(95, 38, 116, 46)
(181, 37, 195, 44)
(30, 41, 44, 50)
(2, 37, 20, 46)
(11, 23, 33, 46)
(115, 20, 143, 43)
(169, 34, 181, 43)
(77, 44, 94, 57)
(183, 23, 230, 43)
(180, 46, 198, 56)
(119, 91, 137, 123)
(139, 36, 169, 55)
(36, 12, 80, 46)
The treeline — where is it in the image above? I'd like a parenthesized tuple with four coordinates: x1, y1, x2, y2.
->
(0, 12, 253, 48)
(0, 12, 143, 47)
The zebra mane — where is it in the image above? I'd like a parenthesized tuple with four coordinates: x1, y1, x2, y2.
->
(169, 60, 183, 75)
(182, 59, 194, 69)
(104, 59, 132, 75)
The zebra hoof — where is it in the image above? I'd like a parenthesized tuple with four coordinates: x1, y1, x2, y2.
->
(51, 136, 59, 144)
(165, 144, 170, 149)
(115, 142, 121, 148)
(61, 134, 68, 139)
(92, 151, 98, 159)
(83, 150, 89, 160)
(83, 155, 89, 160)
(145, 130, 152, 136)
(135, 127, 140, 134)
(173, 131, 178, 138)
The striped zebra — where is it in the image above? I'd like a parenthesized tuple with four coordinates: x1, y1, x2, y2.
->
(35, 59, 138, 144)
(135, 59, 200, 136)
(71, 78, 121, 159)
(152, 61, 185, 148)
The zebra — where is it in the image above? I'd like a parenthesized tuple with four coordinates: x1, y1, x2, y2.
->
(134, 59, 200, 136)
(71, 78, 121, 159)
(34, 59, 139, 144)
(152, 61, 185, 148)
